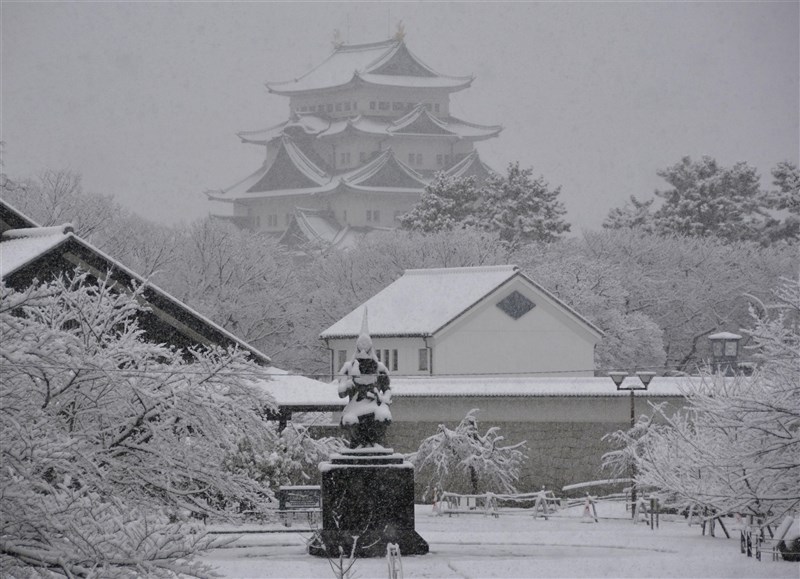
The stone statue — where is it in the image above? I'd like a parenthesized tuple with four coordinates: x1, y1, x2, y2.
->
(338, 309, 392, 448)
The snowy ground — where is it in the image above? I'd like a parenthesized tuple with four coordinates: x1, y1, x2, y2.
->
(200, 502, 797, 578)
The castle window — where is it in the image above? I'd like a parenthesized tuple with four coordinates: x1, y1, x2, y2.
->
(378, 101, 389, 111)
(415, 153, 422, 166)
(318, 104, 325, 113)
(408, 153, 415, 165)
(326, 104, 333, 113)
(425, 103, 432, 111)
(370, 101, 376, 110)
(267, 214, 278, 227)
(406, 102, 414, 110)
(335, 103, 342, 112)
(344, 102, 351, 111)
(393, 102, 403, 111)
(340, 152, 350, 165)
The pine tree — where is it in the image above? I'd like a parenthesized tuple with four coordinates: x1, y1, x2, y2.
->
(652, 156, 765, 242)
(602, 195, 654, 232)
(399, 173, 480, 233)
(478, 162, 570, 246)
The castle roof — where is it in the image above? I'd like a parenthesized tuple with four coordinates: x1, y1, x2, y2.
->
(214, 143, 428, 201)
(238, 112, 501, 145)
(265, 39, 473, 95)
(445, 150, 498, 184)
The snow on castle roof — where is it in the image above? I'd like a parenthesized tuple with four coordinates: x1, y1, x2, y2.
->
(265, 40, 473, 95)
(0, 227, 73, 278)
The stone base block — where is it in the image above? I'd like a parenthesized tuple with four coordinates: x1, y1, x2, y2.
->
(307, 448, 429, 558)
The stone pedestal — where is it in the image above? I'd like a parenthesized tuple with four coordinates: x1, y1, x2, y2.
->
(307, 448, 429, 558)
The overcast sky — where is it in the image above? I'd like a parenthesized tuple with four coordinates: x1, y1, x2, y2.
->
(2, 2, 798, 232)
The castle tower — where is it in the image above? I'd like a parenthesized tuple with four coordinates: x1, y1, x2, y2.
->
(209, 36, 501, 247)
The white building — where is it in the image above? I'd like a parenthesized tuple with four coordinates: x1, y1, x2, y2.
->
(320, 265, 604, 379)
(209, 35, 501, 247)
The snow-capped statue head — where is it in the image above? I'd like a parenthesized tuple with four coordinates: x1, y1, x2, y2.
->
(354, 308, 375, 360)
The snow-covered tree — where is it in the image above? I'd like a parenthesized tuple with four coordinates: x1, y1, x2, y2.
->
(515, 240, 666, 372)
(604, 276, 800, 523)
(0, 273, 280, 576)
(411, 409, 526, 500)
(759, 161, 800, 244)
(0, 169, 121, 240)
(581, 228, 795, 372)
(476, 162, 570, 246)
(602, 195, 654, 232)
(399, 173, 480, 232)
(163, 218, 305, 369)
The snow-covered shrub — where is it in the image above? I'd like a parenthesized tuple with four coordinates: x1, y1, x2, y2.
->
(604, 276, 800, 523)
(0, 273, 279, 576)
(410, 409, 527, 500)
(224, 423, 344, 488)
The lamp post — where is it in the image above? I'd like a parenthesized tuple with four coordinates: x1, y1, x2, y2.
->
(608, 370, 656, 519)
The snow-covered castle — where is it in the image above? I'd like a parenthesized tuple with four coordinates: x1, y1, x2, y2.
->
(209, 32, 501, 247)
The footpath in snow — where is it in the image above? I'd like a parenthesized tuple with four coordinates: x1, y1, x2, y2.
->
(200, 502, 797, 578)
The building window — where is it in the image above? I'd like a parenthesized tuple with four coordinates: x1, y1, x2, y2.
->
(318, 104, 325, 113)
(337, 350, 347, 371)
(424, 103, 432, 111)
(393, 102, 403, 111)
(378, 101, 389, 111)
(359, 152, 367, 163)
(496, 291, 536, 320)
(418, 349, 429, 372)
(415, 153, 422, 166)
(340, 152, 350, 165)
(254, 215, 261, 228)
(392, 349, 398, 371)
(335, 103, 342, 112)
(366, 209, 380, 223)
(370, 101, 376, 110)
(344, 102, 351, 111)
(326, 104, 333, 113)
(408, 153, 415, 165)
(406, 102, 414, 110)
(267, 214, 278, 227)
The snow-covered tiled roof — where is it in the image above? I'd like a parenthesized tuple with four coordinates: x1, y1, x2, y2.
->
(253, 368, 344, 408)
(0, 201, 272, 365)
(321, 265, 521, 338)
(0, 226, 72, 278)
(445, 150, 497, 183)
(265, 40, 472, 95)
(321, 265, 604, 339)
(389, 375, 700, 398)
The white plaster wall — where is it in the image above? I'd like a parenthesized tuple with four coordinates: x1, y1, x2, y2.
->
(326, 336, 429, 377)
(432, 278, 598, 377)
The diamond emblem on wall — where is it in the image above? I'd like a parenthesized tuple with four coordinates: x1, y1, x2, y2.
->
(496, 291, 536, 320)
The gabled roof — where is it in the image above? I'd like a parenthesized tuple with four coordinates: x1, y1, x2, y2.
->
(0, 200, 271, 365)
(238, 114, 330, 145)
(320, 265, 603, 340)
(388, 105, 459, 136)
(279, 208, 389, 252)
(445, 150, 498, 184)
(342, 148, 428, 191)
(265, 39, 473, 95)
